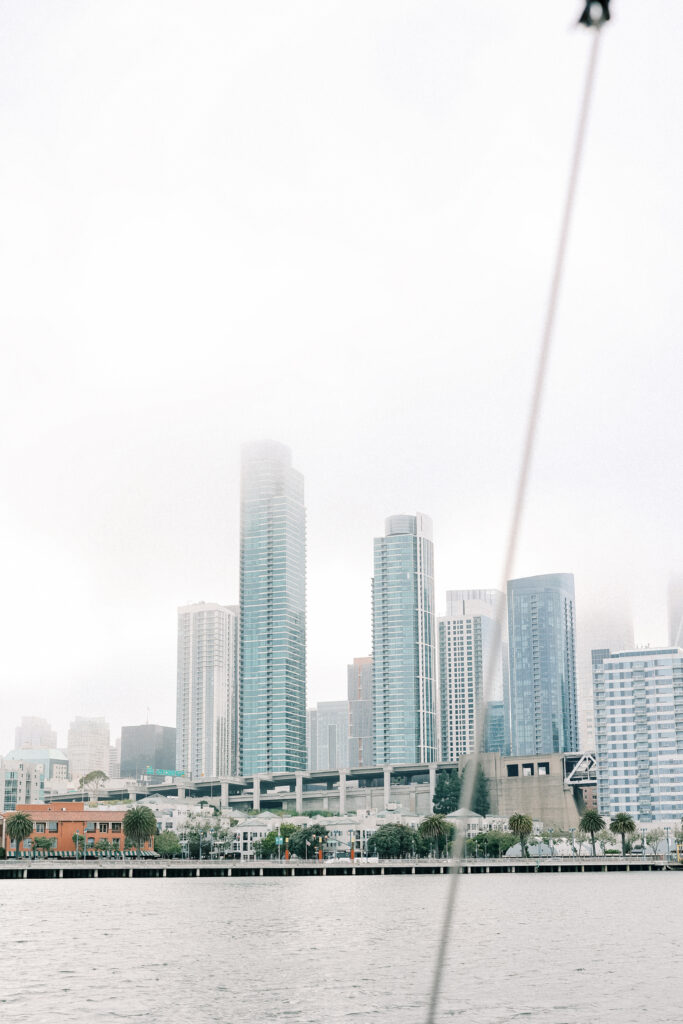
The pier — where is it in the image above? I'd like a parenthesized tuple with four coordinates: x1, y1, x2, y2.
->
(0, 857, 677, 880)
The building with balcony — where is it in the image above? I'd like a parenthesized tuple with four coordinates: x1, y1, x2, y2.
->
(593, 647, 683, 822)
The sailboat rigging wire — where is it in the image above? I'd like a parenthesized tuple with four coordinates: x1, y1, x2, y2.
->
(425, 23, 605, 1024)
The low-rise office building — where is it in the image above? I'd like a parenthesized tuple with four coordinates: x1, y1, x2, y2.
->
(3, 802, 153, 855)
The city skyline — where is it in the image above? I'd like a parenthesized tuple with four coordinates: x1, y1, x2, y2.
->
(1, 5, 682, 756)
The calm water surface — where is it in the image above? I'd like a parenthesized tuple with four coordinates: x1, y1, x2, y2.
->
(1, 873, 681, 1023)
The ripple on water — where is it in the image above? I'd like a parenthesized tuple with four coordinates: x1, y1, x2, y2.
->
(0, 874, 681, 1023)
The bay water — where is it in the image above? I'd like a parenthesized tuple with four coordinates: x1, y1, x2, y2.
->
(1, 873, 681, 1023)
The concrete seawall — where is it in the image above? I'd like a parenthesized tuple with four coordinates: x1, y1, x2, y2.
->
(0, 858, 677, 880)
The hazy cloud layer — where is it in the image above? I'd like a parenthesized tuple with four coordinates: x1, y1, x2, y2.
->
(1, 1, 681, 752)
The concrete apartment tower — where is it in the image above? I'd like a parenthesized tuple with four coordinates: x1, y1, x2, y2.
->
(66, 716, 110, 782)
(505, 573, 578, 756)
(240, 441, 306, 773)
(593, 647, 683, 821)
(438, 589, 508, 762)
(176, 602, 239, 779)
(372, 514, 437, 765)
(347, 656, 373, 768)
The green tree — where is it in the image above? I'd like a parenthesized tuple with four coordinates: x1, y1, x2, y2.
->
(417, 815, 454, 857)
(609, 812, 636, 854)
(154, 831, 182, 858)
(579, 810, 605, 856)
(253, 823, 299, 859)
(72, 831, 88, 856)
(6, 811, 34, 857)
(178, 813, 232, 859)
(647, 828, 665, 856)
(508, 813, 533, 858)
(94, 838, 113, 854)
(471, 765, 490, 817)
(367, 824, 417, 859)
(122, 806, 157, 855)
(288, 825, 328, 859)
(467, 830, 516, 858)
(33, 835, 55, 853)
(78, 770, 109, 804)
(433, 769, 460, 815)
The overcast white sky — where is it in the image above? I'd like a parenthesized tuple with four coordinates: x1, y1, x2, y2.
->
(1, 1, 681, 754)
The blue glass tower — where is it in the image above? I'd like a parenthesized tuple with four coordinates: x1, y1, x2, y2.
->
(372, 514, 437, 765)
(239, 441, 306, 773)
(505, 573, 578, 755)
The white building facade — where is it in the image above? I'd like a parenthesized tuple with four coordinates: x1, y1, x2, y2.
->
(593, 647, 683, 822)
(439, 590, 508, 762)
(0, 757, 44, 811)
(176, 602, 239, 779)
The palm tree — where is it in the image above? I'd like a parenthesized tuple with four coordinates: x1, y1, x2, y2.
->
(508, 813, 533, 858)
(418, 814, 451, 857)
(6, 811, 34, 857)
(580, 810, 605, 856)
(609, 812, 636, 855)
(122, 806, 157, 856)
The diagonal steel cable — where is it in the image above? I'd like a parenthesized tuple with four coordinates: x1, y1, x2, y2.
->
(425, 22, 605, 1024)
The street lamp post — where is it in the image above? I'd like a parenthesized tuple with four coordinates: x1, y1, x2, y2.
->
(665, 826, 671, 859)
(569, 827, 576, 856)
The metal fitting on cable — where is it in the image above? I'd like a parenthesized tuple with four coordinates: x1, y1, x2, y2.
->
(579, 1, 610, 27)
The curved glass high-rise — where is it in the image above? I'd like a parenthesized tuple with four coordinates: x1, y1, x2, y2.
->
(239, 441, 306, 773)
(505, 572, 578, 755)
(372, 514, 437, 765)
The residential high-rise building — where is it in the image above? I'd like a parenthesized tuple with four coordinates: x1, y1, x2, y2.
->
(309, 700, 350, 772)
(576, 592, 634, 749)
(439, 589, 508, 762)
(306, 707, 318, 771)
(506, 573, 578, 755)
(347, 656, 373, 768)
(0, 757, 44, 811)
(66, 717, 110, 782)
(121, 724, 176, 779)
(372, 514, 437, 765)
(176, 602, 239, 779)
(240, 440, 306, 774)
(14, 716, 57, 750)
(593, 647, 683, 822)
(668, 575, 683, 649)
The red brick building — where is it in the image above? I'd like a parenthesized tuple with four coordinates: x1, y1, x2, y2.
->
(3, 803, 153, 855)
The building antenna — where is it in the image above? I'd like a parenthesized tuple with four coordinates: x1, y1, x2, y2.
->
(425, 5, 610, 1021)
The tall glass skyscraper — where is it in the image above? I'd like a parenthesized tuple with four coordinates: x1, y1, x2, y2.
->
(506, 573, 578, 755)
(372, 514, 437, 765)
(239, 440, 306, 773)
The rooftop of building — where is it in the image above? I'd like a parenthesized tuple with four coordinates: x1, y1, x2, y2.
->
(6, 748, 68, 761)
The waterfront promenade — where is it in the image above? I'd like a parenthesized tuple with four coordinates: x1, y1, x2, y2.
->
(0, 856, 678, 880)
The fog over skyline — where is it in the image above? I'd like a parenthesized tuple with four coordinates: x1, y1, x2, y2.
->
(1, 2, 682, 754)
